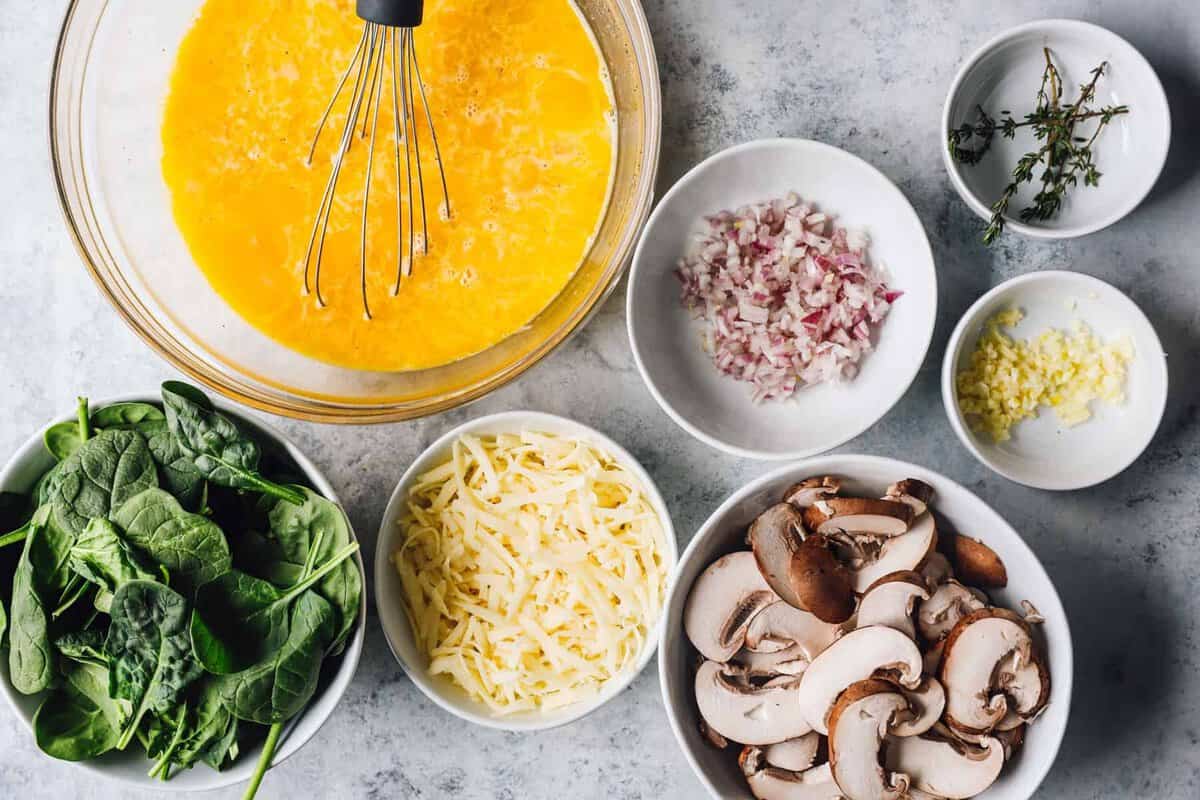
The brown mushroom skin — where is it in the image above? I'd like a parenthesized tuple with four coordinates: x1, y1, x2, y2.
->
(944, 533, 1008, 588)
(885, 478, 936, 516)
(789, 534, 856, 624)
(803, 498, 915, 535)
(749, 504, 809, 609)
(783, 476, 842, 509)
(827, 679, 913, 800)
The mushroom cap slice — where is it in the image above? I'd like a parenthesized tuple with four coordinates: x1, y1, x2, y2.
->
(884, 730, 1004, 799)
(940, 608, 1050, 734)
(855, 571, 930, 640)
(918, 552, 954, 587)
(748, 504, 809, 609)
(846, 514, 938, 593)
(685, 551, 780, 662)
(695, 660, 813, 745)
(827, 679, 912, 800)
(884, 478, 936, 517)
(889, 676, 946, 738)
(944, 533, 1008, 588)
(763, 732, 822, 771)
(804, 498, 915, 537)
(747, 601, 844, 662)
(783, 477, 842, 509)
(922, 639, 946, 676)
(788, 534, 856, 624)
(743, 761, 844, 800)
(797, 626, 923, 734)
(732, 643, 809, 678)
(917, 580, 986, 643)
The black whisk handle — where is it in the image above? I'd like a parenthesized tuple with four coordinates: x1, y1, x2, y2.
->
(357, 0, 423, 27)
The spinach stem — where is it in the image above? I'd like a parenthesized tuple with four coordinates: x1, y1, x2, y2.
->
(76, 397, 92, 443)
(52, 575, 89, 619)
(251, 478, 306, 507)
(242, 722, 283, 800)
(0, 524, 29, 550)
(277, 542, 358, 607)
(149, 709, 188, 781)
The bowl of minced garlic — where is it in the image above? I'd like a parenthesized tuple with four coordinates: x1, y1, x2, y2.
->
(374, 412, 676, 730)
(943, 271, 1167, 490)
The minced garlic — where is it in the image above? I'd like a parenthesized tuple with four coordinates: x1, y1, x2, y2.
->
(956, 308, 1134, 442)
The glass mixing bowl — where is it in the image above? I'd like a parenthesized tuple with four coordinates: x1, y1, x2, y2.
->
(51, 0, 661, 423)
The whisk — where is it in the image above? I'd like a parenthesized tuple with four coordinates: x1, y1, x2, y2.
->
(303, 0, 451, 319)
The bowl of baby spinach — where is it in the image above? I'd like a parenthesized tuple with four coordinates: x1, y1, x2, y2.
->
(0, 382, 365, 796)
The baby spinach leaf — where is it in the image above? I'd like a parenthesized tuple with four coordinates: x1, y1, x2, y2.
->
(141, 419, 206, 511)
(113, 489, 231, 598)
(50, 429, 158, 539)
(104, 581, 202, 750)
(189, 541, 357, 674)
(34, 462, 63, 507)
(8, 506, 55, 694)
(229, 530, 305, 588)
(44, 422, 84, 462)
(267, 487, 362, 652)
(33, 661, 127, 761)
(217, 591, 334, 725)
(56, 629, 109, 668)
(153, 678, 239, 777)
(69, 518, 161, 598)
(91, 402, 166, 429)
(160, 382, 303, 506)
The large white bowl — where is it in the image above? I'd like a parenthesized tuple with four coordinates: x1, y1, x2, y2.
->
(0, 394, 366, 792)
(627, 138, 937, 460)
(659, 455, 1072, 800)
(942, 19, 1170, 241)
(375, 411, 678, 731)
(942, 271, 1167, 490)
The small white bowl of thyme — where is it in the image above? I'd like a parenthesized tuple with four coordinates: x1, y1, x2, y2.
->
(942, 19, 1170, 244)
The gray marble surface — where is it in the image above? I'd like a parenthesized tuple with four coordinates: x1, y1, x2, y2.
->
(2, 0, 1199, 797)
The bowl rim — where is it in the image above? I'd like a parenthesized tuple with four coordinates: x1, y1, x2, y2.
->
(373, 409, 678, 731)
(0, 392, 367, 792)
(47, 0, 663, 425)
(940, 18, 1171, 241)
(626, 136, 938, 461)
(657, 453, 1074, 799)
(940, 270, 1169, 490)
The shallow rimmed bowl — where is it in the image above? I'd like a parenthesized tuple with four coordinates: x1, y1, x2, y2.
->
(942, 19, 1170, 241)
(943, 270, 1167, 490)
(627, 138, 937, 460)
(375, 410, 677, 731)
(659, 454, 1072, 799)
(0, 393, 366, 791)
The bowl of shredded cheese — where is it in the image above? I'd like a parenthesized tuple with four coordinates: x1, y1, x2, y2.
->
(942, 271, 1167, 490)
(375, 412, 676, 730)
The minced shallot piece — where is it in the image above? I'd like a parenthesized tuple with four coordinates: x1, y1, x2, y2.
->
(674, 192, 901, 402)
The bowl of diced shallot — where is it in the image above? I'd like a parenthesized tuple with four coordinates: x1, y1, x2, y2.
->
(626, 138, 937, 460)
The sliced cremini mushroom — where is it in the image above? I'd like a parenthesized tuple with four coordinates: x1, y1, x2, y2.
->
(944, 718, 1025, 760)
(884, 728, 1004, 799)
(922, 639, 946, 676)
(685, 551, 780, 662)
(741, 759, 844, 800)
(846, 514, 938, 593)
(788, 534, 856, 624)
(889, 676, 946, 738)
(700, 718, 729, 749)
(762, 732, 822, 772)
(918, 551, 954, 587)
(855, 571, 930, 640)
(797, 625, 923, 735)
(695, 660, 812, 745)
(944, 533, 1008, 588)
(747, 602, 844, 662)
(940, 608, 1050, 734)
(827, 679, 912, 800)
(917, 580, 986, 643)
(732, 643, 809, 678)
(804, 498, 915, 537)
(748, 504, 809, 609)
(884, 479, 936, 517)
(783, 476, 842, 509)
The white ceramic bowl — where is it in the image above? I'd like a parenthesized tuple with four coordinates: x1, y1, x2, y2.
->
(627, 138, 937, 460)
(943, 271, 1167, 490)
(375, 411, 677, 731)
(659, 455, 1073, 800)
(942, 19, 1170, 240)
(0, 394, 366, 791)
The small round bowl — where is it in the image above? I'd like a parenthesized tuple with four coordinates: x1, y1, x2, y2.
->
(375, 411, 677, 731)
(0, 394, 366, 792)
(627, 138, 937, 460)
(943, 271, 1167, 490)
(942, 19, 1170, 240)
(51, 0, 660, 423)
(659, 455, 1073, 800)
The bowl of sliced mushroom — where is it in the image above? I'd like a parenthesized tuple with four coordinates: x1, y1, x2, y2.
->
(659, 455, 1070, 800)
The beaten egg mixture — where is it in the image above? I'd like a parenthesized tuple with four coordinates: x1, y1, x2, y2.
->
(162, 0, 614, 371)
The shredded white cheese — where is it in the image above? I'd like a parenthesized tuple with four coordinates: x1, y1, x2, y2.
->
(393, 431, 669, 714)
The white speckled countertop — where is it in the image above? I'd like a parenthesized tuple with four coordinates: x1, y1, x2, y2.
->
(3, 1, 1200, 798)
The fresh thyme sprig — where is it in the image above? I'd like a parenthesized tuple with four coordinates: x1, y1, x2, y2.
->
(948, 48, 1129, 245)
